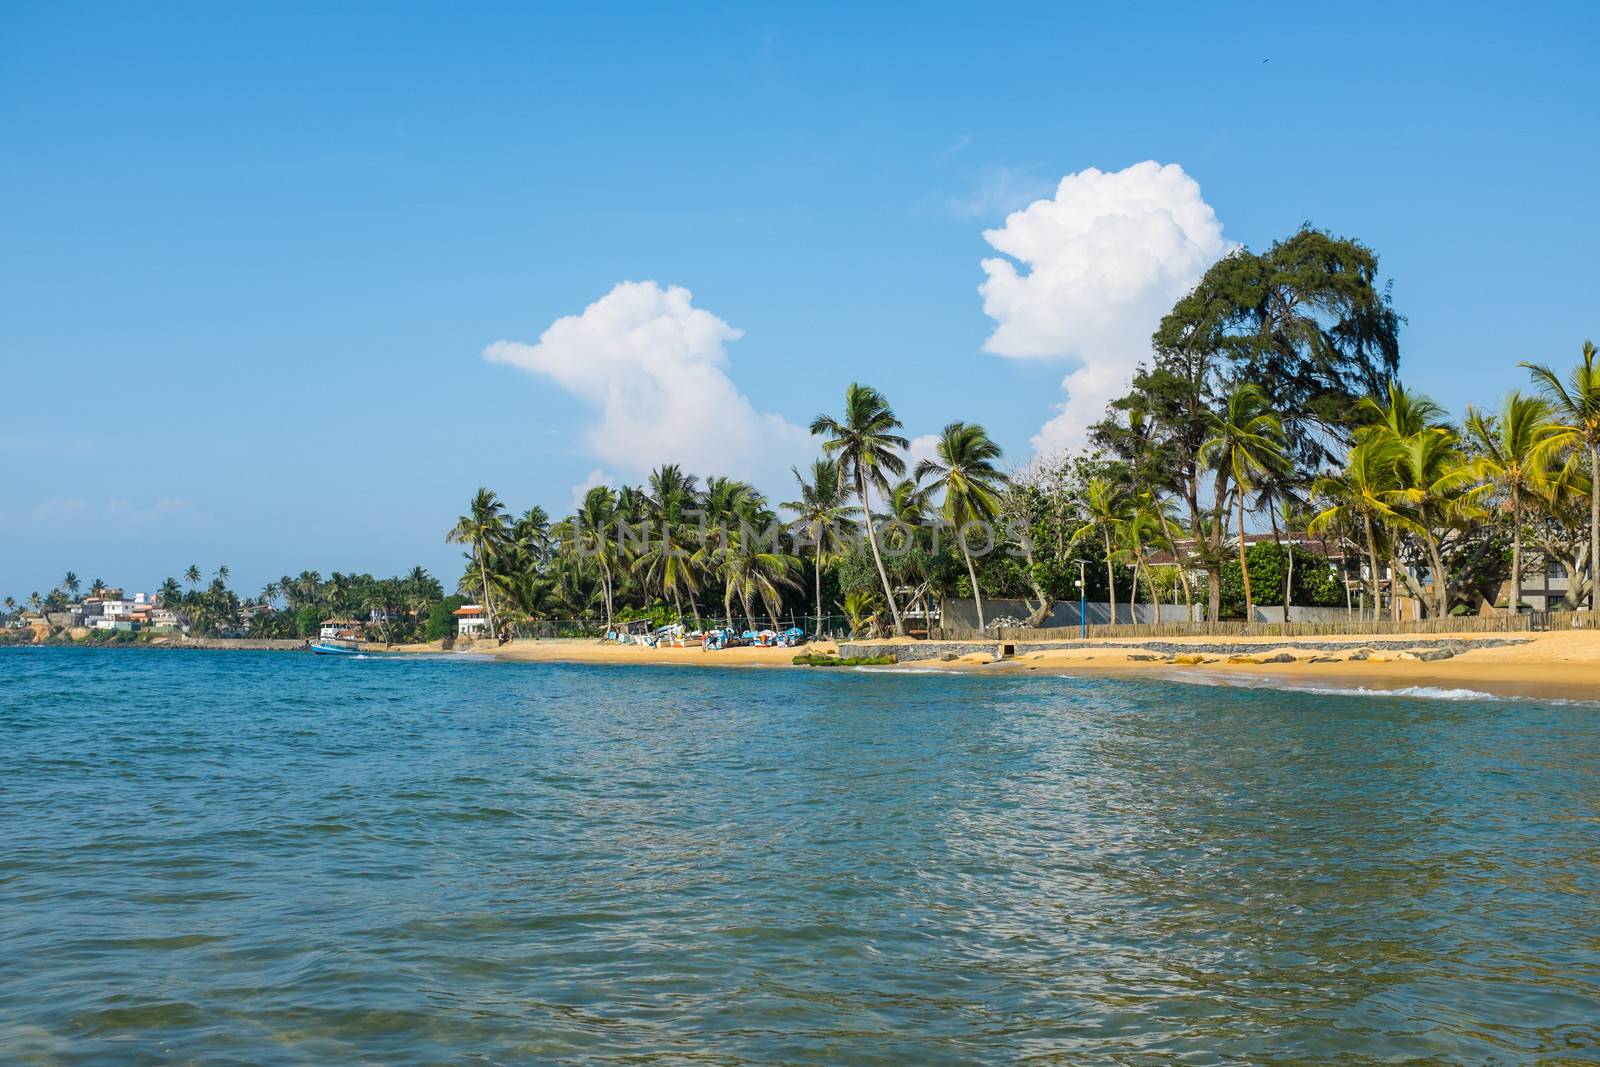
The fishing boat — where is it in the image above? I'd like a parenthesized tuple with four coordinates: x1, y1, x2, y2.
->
(310, 634, 362, 655)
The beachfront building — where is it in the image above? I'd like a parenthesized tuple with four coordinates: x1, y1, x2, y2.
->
(454, 604, 489, 637)
(319, 617, 362, 640)
(150, 608, 183, 632)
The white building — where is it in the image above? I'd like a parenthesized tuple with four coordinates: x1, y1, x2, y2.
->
(454, 605, 489, 637)
(319, 618, 361, 640)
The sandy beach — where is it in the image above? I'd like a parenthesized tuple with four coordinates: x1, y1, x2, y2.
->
(971, 631, 1600, 702)
(488, 637, 839, 668)
(457, 630, 1600, 702)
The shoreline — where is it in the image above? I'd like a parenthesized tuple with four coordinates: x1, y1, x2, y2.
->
(482, 631, 1600, 703)
(9, 630, 1598, 704)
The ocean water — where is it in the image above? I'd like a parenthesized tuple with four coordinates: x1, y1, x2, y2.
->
(2, 647, 1598, 1064)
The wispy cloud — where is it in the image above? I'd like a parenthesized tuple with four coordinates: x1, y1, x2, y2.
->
(924, 165, 1057, 220)
(15, 497, 192, 527)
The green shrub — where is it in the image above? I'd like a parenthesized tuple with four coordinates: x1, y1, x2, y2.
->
(792, 653, 897, 667)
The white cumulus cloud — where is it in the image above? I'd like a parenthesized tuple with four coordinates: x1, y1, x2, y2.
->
(567, 468, 615, 511)
(485, 281, 811, 486)
(978, 160, 1233, 455)
(904, 433, 942, 474)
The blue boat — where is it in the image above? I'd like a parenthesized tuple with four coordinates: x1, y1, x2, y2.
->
(310, 635, 362, 655)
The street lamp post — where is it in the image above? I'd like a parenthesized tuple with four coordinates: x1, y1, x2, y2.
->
(1074, 559, 1088, 640)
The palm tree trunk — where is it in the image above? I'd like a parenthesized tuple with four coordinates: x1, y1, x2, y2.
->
(962, 542, 985, 631)
(1129, 560, 1138, 622)
(1142, 565, 1161, 625)
(1103, 530, 1117, 626)
(813, 550, 823, 637)
(1157, 511, 1193, 621)
(1285, 539, 1295, 624)
(1391, 548, 1403, 621)
(1590, 442, 1598, 611)
(1511, 489, 1523, 617)
(1425, 532, 1447, 618)
(1269, 507, 1289, 625)
(1237, 494, 1253, 624)
(1362, 513, 1382, 624)
(858, 472, 904, 636)
(477, 552, 496, 637)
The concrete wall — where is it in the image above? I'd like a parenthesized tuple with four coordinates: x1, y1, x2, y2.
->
(941, 598, 1179, 631)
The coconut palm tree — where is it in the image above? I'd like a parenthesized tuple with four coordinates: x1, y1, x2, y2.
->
(3, 596, 16, 619)
(1311, 439, 1402, 622)
(261, 581, 280, 609)
(1522, 341, 1600, 610)
(782, 458, 859, 637)
(89, 578, 106, 598)
(715, 524, 801, 632)
(62, 572, 80, 600)
(1382, 426, 1478, 616)
(914, 422, 1007, 631)
(556, 486, 621, 632)
(1465, 393, 1564, 616)
(1069, 475, 1131, 624)
(513, 507, 552, 568)
(810, 384, 910, 635)
(215, 564, 230, 585)
(633, 465, 701, 622)
(184, 564, 201, 590)
(1199, 383, 1288, 623)
(447, 487, 509, 636)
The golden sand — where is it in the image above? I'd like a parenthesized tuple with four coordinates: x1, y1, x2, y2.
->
(410, 629, 1600, 702)
(966, 630, 1600, 702)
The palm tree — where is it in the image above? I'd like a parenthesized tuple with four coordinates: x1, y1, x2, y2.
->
(633, 465, 700, 622)
(1069, 476, 1131, 624)
(1199, 383, 1288, 623)
(184, 564, 201, 590)
(716, 524, 801, 632)
(62, 572, 80, 600)
(556, 486, 621, 632)
(447, 487, 509, 636)
(29, 592, 42, 612)
(513, 507, 552, 568)
(89, 578, 106, 598)
(915, 422, 1007, 631)
(1383, 426, 1478, 616)
(3, 596, 16, 619)
(1359, 381, 1473, 617)
(261, 581, 280, 609)
(782, 458, 859, 637)
(215, 564, 230, 585)
(1465, 393, 1564, 616)
(1120, 491, 1170, 624)
(1523, 341, 1600, 610)
(811, 384, 910, 635)
(1311, 440, 1401, 622)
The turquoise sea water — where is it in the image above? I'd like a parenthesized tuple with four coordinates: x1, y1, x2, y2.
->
(2, 647, 1598, 1064)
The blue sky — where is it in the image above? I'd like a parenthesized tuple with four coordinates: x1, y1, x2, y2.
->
(2, 2, 1596, 600)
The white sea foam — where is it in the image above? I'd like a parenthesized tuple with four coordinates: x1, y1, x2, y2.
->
(1163, 670, 1599, 706)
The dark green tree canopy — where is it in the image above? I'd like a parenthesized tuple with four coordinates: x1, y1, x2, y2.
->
(1096, 225, 1403, 476)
